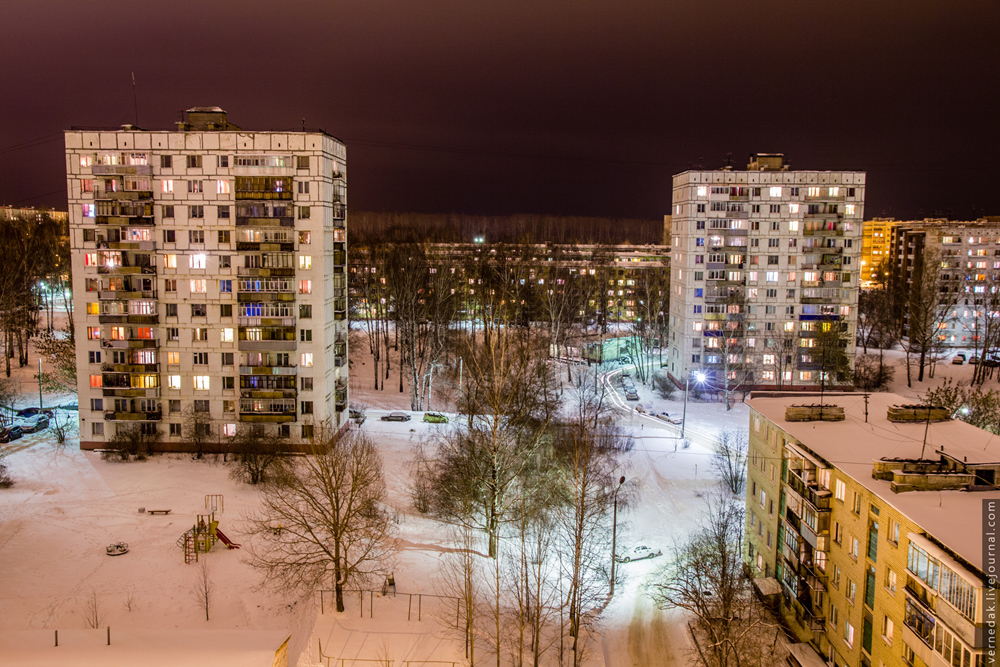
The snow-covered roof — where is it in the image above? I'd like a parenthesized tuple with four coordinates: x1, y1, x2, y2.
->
(747, 391, 1000, 573)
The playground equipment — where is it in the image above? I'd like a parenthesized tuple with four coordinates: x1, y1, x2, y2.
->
(176, 495, 239, 563)
(106, 542, 129, 556)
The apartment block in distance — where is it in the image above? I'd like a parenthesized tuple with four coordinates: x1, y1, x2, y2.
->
(859, 217, 901, 286)
(667, 153, 865, 390)
(66, 107, 348, 451)
(746, 393, 997, 667)
(888, 218, 1000, 350)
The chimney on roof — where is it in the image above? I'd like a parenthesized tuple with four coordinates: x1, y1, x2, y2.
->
(176, 107, 241, 132)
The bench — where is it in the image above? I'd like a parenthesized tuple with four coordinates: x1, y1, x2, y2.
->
(147, 509, 172, 515)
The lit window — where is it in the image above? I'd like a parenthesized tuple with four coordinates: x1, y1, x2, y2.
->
(221, 328, 234, 342)
(217, 180, 230, 194)
(784, 321, 795, 332)
(829, 187, 840, 196)
(163, 254, 177, 269)
(808, 187, 820, 197)
(82, 203, 95, 218)
(788, 220, 799, 232)
(87, 326, 101, 340)
(193, 376, 210, 391)
(301, 352, 314, 367)
(693, 322, 702, 331)
(789, 203, 799, 214)
(799, 371, 812, 381)
(80, 155, 93, 167)
(167, 352, 180, 365)
(190, 279, 207, 293)
(161, 179, 174, 193)
(86, 302, 99, 315)
(845, 204, 856, 215)
(763, 355, 775, 365)
(167, 375, 181, 389)
(769, 186, 782, 197)
(299, 280, 312, 294)
(90, 374, 102, 388)
(766, 271, 778, 282)
(223, 423, 236, 437)
(189, 254, 206, 270)
(697, 186, 707, 197)
(299, 256, 312, 270)
(110, 326, 126, 340)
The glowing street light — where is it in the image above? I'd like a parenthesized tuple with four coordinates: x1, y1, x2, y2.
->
(680, 371, 706, 440)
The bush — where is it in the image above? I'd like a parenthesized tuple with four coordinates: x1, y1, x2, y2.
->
(853, 354, 895, 392)
(651, 372, 677, 400)
(101, 424, 159, 462)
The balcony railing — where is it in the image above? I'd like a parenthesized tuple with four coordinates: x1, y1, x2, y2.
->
(104, 410, 162, 421)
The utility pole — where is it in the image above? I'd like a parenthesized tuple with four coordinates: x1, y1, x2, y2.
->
(610, 475, 626, 596)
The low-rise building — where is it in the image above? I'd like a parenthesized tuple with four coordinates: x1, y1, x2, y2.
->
(747, 392, 997, 667)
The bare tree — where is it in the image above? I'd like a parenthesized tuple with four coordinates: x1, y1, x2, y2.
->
(437, 523, 485, 665)
(763, 326, 796, 390)
(193, 559, 213, 621)
(650, 490, 779, 667)
(0, 451, 12, 488)
(35, 329, 76, 393)
(183, 405, 213, 460)
(101, 423, 159, 462)
(81, 587, 103, 629)
(123, 584, 137, 612)
(244, 428, 397, 612)
(853, 354, 895, 392)
(900, 248, 958, 385)
(228, 424, 282, 485)
(710, 429, 748, 496)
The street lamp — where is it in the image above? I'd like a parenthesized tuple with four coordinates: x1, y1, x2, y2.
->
(610, 475, 626, 597)
(680, 371, 706, 439)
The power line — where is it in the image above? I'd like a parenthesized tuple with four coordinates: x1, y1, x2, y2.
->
(0, 132, 63, 156)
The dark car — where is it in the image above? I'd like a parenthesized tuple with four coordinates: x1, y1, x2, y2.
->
(0, 425, 23, 443)
(16, 407, 54, 418)
(18, 414, 49, 433)
(380, 412, 411, 422)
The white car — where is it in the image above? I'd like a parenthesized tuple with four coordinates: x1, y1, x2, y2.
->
(616, 545, 663, 563)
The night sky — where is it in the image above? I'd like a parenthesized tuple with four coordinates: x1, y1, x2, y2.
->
(2, 0, 998, 221)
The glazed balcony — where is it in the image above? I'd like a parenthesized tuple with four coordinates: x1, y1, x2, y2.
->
(104, 410, 162, 421)
(102, 387, 160, 398)
(101, 338, 158, 349)
(101, 362, 159, 374)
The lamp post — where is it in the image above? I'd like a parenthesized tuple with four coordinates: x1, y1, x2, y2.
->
(610, 475, 626, 597)
(38, 356, 43, 409)
(680, 371, 706, 439)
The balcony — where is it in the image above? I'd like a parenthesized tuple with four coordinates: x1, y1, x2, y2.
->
(238, 365, 297, 375)
(98, 291, 156, 301)
(96, 215, 155, 227)
(238, 340, 297, 352)
(234, 191, 293, 201)
(101, 363, 159, 374)
(104, 410, 162, 421)
(332, 203, 346, 220)
(235, 216, 295, 228)
(101, 338, 158, 349)
(92, 165, 153, 176)
(94, 189, 154, 201)
(96, 265, 156, 275)
(238, 316, 295, 327)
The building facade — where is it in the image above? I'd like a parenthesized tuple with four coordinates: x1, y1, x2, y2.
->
(888, 218, 1000, 350)
(746, 393, 997, 667)
(66, 107, 348, 450)
(860, 218, 901, 286)
(667, 154, 865, 390)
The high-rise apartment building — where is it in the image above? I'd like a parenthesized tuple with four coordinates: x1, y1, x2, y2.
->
(859, 217, 901, 285)
(746, 393, 997, 667)
(888, 218, 1000, 350)
(66, 107, 348, 450)
(667, 154, 864, 390)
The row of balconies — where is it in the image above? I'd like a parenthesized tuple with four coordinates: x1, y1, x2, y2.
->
(98, 314, 159, 325)
(104, 410, 162, 421)
(97, 290, 157, 300)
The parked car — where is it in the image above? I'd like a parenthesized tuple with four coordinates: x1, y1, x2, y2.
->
(17, 414, 49, 433)
(624, 389, 639, 401)
(635, 404, 647, 414)
(0, 425, 23, 443)
(16, 407, 54, 418)
(616, 545, 663, 563)
(58, 403, 79, 411)
(380, 412, 411, 422)
(423, 412, 449, 424)
(349, 407, 366, 420)
(971, 356, 981, 365)
(952, 354, 967, 365)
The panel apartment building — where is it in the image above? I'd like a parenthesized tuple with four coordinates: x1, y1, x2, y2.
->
(66, 107, 348, 450)
(746, 393, 998, 667)
(888, 218, 1000, 350)
(667, 154, 864, 390)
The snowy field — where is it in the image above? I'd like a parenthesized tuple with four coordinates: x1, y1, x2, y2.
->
(2, 329, 987, 666)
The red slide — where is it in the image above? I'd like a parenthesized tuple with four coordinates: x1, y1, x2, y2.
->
(215, 528, 241, 549)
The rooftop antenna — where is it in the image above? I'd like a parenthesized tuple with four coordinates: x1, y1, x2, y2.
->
(725, 152, 732, 168)
(301, 117, 306, 132)
(131, 72, 139, 126)
(920, 405, 932, 459)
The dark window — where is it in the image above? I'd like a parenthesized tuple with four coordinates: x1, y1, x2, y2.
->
(301, 377, 313, 391)
(164, 230, 176, 243)
(222, 352, 234, 366)
(90, 398, 103, 411)
(223, 376, 235, 390)
(83, 229, 96, 242)
(300, 329, 312, 342)
(218, 205, 230, 219)
(299, 304, 312, 318)
(194, 400, 210, 413)
(189, 230, 204, 243)
(189, 205, 204, 219)
(169, 423, 182, 436)
(88, 350, 101, 363)
(186, 155, 202, 168)
(191, 304, 207, 317)
(218, 155, 229, 168)
(296, 155, 310, 169)
(160, 155, 172, 168)
(163, 205, 174, 219)
(220, 304, 233, 317)
(165, 279, 177, 292)
(219, 255, 231, 269)
(165, 303, 178, 317)
(196, 423, 211, 436)
(301, 401, 313, 414)
(169, 399, 181, 412)
(302, 425, 314, 438)
(193, 352, 208, 365)
(218, 230, 230, 243)
(299, 206, 310, 219)
(278, 425, 290, 438)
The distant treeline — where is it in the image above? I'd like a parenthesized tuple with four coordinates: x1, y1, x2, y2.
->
(348, 211, 666, 246)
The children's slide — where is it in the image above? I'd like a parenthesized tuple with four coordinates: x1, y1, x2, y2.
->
(215, 528, 241, 549)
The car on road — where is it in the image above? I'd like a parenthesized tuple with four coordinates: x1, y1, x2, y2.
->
(952, 354, 967, 365)
(971, 356, 981, 365)
(423, 412, 449, 424)
(624, 388, 639, 401)
(616, 545, 663, 563)
(17, 414, 49, 433)
(654, 412, 682, 425)
(635, 404, 647, 414)
(16, 407, 54, 418)
(0, 425, 23, 443)
(380, 412, 411, 422)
